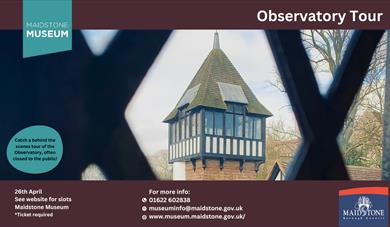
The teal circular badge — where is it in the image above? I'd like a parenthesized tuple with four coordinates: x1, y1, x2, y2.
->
(7, 125, 63, 174)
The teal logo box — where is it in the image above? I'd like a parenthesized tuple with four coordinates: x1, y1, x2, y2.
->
(23, 0, 72, 58)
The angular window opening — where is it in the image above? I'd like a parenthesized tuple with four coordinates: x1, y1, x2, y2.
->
(82, 30, 118, 56)
(338, 36, 387, 170)
(301, 30, 386, 174)
(81, 164, 107, 181)
(301, 30, 353, 94)
(126, 30, 299, 180)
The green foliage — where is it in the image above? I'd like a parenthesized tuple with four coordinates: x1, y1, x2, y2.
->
(344, 148, 366, 167)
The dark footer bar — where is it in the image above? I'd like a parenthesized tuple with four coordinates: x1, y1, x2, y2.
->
(0, 181, 388, 227)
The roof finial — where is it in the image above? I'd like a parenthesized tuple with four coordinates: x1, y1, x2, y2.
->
(213, 30, 220, 49)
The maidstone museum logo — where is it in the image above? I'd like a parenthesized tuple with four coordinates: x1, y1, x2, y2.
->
(339, 187, 388, 227)
(23, 0, 72, 58)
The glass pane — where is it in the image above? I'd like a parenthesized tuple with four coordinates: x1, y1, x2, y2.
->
(181, 119, 185, 139)
(179, 109, 185, 118)
(225, 113, 234, 136)
(254, 118, 261, 139)
(186, 115, 190, 138)
(226, 103, 234, 113)
(235, 104, 244, 114)
(174, 123, 177, 143)
(197, 112, 201, 135)
(191, 114, 196, 137)
(205, 111, 214, 135)
(245, 116, 253, 139)
(168, 124, 171, 143)
(176, 122, 180, 142)
(235, 115, 243, 137)
(215, 112, 223, 136)
(170, 124, 174, 143)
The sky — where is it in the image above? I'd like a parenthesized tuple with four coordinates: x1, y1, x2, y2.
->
(82, 30, 333, 155)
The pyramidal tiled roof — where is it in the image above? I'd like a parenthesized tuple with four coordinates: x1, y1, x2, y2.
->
(164, 32, 272, 122)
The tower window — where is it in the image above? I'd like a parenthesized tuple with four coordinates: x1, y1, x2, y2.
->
(235, 115, 243, 137)
(205, 111, 214, 135)
(197, 112, 201, 135)
(176, 122, 180, 142)
(234, 104, 244, 114)
(226, 103, 234, 113)
(170, 123, 175, 143)
(245, 116, 253, 139)
(254, 118, 262, 140)
(179, 109, 186, 118)
(186, 115, 190, 138)
(225, 113, 234, 136)
(181, 118, 185, 139)
(191, 114, 196, 137)
(215, 112, 223, 136)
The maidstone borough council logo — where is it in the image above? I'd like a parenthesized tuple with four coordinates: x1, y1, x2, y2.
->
(339, 187, 388, 227)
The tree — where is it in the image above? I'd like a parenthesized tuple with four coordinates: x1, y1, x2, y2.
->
(301, 30, 387, 165)
(260, 120, 300, 179)
(146, 150, 173, 180)
(349, 110, 383, 167)
(270, 30, 387, 167)
(302, 30, 350, 75)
